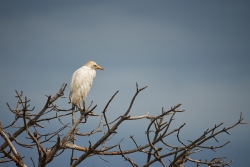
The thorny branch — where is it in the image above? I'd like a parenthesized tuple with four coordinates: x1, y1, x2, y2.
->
(0, 83, 247, 167)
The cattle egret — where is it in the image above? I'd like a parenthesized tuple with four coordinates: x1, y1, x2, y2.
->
(70, 61, 104, 109)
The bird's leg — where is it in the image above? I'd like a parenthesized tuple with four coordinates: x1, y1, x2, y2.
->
(81, 96, 85, 111)
(76, 100, 81, 110)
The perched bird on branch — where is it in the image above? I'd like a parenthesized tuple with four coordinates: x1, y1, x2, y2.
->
(70, 61, 104, 109)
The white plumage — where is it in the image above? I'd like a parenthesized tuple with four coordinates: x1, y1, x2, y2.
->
(70, 61, 104, 109)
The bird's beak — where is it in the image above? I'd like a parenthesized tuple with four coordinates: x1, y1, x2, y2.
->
(96, 65, 104, 70)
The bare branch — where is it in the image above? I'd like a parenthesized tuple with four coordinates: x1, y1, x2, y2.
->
(1, 83, 246, 167)
(119, 144, 139, 167)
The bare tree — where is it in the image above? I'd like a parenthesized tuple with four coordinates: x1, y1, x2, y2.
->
(0, 83, 246, 167)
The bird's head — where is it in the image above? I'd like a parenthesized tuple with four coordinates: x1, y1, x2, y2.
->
(85, 61, 104, 70)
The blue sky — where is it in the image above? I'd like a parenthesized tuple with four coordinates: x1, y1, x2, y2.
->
(0, 1, 249, 167)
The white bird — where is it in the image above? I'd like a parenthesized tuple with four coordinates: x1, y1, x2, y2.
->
(70, 61, 104, 109)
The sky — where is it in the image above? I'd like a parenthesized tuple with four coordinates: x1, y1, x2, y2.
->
(0, 1, 249, 167)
